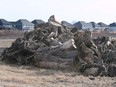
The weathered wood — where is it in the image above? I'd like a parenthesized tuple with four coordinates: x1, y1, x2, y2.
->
(35, 61, 71, 69)
(1, 15, 116, 77)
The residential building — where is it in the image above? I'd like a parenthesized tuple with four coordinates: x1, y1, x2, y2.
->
(0, 19, 12, 29)
(15, 19, 34, 31)
(98, 22, 109, 30)
(9, 22, 16, 28)
(61, 21, 74, 29)
(90, 22, 101, 29)
(73, 21, 93, 30)
(109, 22, 116, 32)
(31, 19, 45, 25)
(87, 23, 93, 31)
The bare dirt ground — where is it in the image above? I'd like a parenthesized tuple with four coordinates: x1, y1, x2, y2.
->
(0, 38, 116, 87)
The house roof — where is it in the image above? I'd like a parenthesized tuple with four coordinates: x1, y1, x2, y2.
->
(78, 21, 87, 25)
(0, 19, 11, 25)
(74, 21, 93, 27)
(16, 19, 34, 25)
(98, 22, 108, 27)
(109, 22, 116, 27)
(87, 23, 93, 26)
(74, 21, 87, 26)
(61, 21, 74, 28)
(32, 19, 45, 25)
(9, 21, 16, 25)
(90, 22, 100, 27)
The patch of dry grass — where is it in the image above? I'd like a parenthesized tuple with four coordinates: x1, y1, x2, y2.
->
(0, 61, 115, 87)
(0, 30, 24, 39)
(0, 39, 15, 48)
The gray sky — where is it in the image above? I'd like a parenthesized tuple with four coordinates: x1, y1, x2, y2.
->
(0, 0, 116, 24)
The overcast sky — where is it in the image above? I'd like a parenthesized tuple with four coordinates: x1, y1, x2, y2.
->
(0, 0, 116, 24)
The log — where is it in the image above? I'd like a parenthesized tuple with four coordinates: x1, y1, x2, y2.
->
(35, 61, 71, 69)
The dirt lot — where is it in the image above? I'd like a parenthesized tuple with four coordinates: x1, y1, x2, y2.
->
(0, 39, 116, 87)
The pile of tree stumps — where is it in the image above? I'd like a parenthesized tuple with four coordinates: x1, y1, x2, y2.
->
(1, 15, 116, 77)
